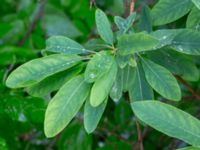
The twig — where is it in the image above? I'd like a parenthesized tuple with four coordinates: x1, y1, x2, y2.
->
(130, 0, 135, 14)
(89, 0, 96, 10)
(175, 75, 200, 100)
(135, 120, 144, 150)
(46, 133, 61, 150)
(18, 0, 47, 46)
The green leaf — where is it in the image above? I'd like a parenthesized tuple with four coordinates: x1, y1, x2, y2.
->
(110, 68, 123, 102)
(137, 5, 152, 33)
(171, 30, 200, 55)
(150, 29, 181, 48)
(44, 75, 91, 138)
(192, 0, 200, 10)
(177, 147, 200, 150)
(115, 12, 136, 33)
(129, 63, 154, 102)
(131, 101, 200, 147)
(44, 13, 81, 38)
(95, 9, 113, 45)
(84, 51, 114, 83)
(151, 0, 193, 26)
(27, 64, 83, 97)
(6, 54, 82, 88)
(147, 49, 200, 82)
(84, 98, 107, 133)
(90, 61, 118, 107)
(117, 33, 159, 55)
(187, 7, 200, 31)
(141, 57, 181, 101)
(46, 36, 87, 54)
(122, 65, 136, 92)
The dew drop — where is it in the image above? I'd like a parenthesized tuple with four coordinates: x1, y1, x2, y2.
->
(89, 73, 96, 79)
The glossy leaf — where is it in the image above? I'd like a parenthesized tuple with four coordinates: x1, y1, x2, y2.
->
(171, 30, 200, 55)
(141, 57, 181, 101)
(151, 0, 193, 26)
(84, 98, 107, 133)
(46, 36, 87, 54)
(129, 63, 154, 102)
(6, 54, 82, 88)
(110, 68, 123, 102)
(137, 5, 152, 33)
(192, 0, 200, 10)
(44, 75, 91, 137)
(95, 9, 113, 45)
(84, 51, 114, 83)
(90, 61, 117, 107)
(187, 7, 200, 31)
(132, 101, 200, 146)
(122, 65, 136, 92)
(27, 65, 83, 97)
(118, 33, 159, 55)
(177, 147, 200, 150)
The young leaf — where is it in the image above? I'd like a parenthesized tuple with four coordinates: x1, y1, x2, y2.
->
(151, 0, 193, 26)
(46, 36, 87, 54)
(84, 98, 107, 133)
(90, 61, 118, 107)
(192, 0, 200, 10)
(137, 5, 152, 33)
(6, 54, 82, 88)
(141, 57, 181, 101)
(110, 68, 123, 102)
(44, 75, 91, 138)
(187, 7, 200, 31)
(27, 64, 83, 97)
(129, 63, 154, 102)
(84, 51, 114, 83)
(117, 33, 159, 55)
(171, 30, 200, 55)
(131, 101, 200, 147)
(95, 9, 113, 45)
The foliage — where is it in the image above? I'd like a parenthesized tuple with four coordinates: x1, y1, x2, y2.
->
(1, 0, 200, 149)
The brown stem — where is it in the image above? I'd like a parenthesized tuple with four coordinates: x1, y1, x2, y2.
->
(90, 0, 96, 10)
(18, 0, 47, 46)
(130, 0, 135, 15)
(135, 120, 144, 150)
(46, 133, 61, 150)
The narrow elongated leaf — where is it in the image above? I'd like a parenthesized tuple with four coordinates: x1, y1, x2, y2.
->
(141, 57, 181, 101)
(118, 33, 159, 55)
(90, 61, 117, 107)
(151, 0, 193, 26)
(122, 65, 136, 92)
(150, 29, 181, 48)
(84, 51, 114, 83)
(129, 63, 154, 102)
(110, 68, 123, 102)
(131, 101, 200, 146)
(6, 54, 82, 88)
(44, 75, 91, 138)
(137, 5, 152, 33)
(95, 9, 113, 45)
(147, 49, 200, 82)
(27, 65, 83, 97)
(177, 147, 200, 150)
(187, 7, 200, 31)
(84, 98, 107, 133)
(192, 0, 200, 10)
(171, 30, 200, 55)
(46, 36, 87, 54)
(115, 12, 136, 33)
